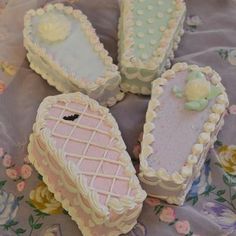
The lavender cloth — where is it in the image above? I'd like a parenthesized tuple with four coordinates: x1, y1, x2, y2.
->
(0, 0, 236, 235)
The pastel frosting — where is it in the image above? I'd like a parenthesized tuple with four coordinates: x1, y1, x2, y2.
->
(118, 0, 186, 95)
(28, 92, 146, 235)
(139, 63, 228, 205)
(23, 4, 124, 107)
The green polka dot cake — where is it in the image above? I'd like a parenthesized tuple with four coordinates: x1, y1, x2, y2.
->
(118, 0, 186, 95)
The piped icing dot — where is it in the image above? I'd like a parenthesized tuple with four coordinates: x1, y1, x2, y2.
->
(147, 18, 154, 24)
(137, 32, 144, 38)
(139, 0, 144, 2)
(148, 28, 155, 34)
(36, 8, 44, 16)
(147, 5, 153, 10)
(157, 12, 164, 18)
(158, 0, 163, 5)
(141, 53, 148, 60)
(150, 39, 157, 45)
(160, 26, 166, 32)
(137, 10, 144, 15)
(167, 8, 173, 13)
(136, 20, 142, 26)
(138, 44, 145, 49)
(37, 13, 71, 42)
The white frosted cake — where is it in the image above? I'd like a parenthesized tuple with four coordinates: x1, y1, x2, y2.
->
(23, 4, 124, 107)
(118, 0, 186, 95)
(139, 63, 229, 205)
(28, 92, 146, 236)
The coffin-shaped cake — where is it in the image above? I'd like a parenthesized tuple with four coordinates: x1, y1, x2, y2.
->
(23, 4, 124, 107)
(139, 63, 229, 205)
(28, 92, 146, 236)
(118, 0, 186, 95)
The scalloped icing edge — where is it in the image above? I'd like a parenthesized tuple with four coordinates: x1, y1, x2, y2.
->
(139, 63, 229, 205)
(28, 92, 146, 235)
(118, 0, 186, 95)
(27, 52, 125, 107)
(23, 3, 124, 106)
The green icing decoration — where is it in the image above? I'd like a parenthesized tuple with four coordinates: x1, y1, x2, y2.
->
(186, 71, 205, 81)
(207, 85, 222, 99)
(172, 86, 184, 98)
(184, 99, 209, 111)
(132, 0, 176, 59)
(172, 70, 222, 112)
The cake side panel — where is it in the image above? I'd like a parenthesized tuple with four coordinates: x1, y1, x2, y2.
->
(28, 133, 142, 235)
(140, 114, 225, 205)
(118, 0, 186, 95)
(24, 4, 123, 107)
(139, 63, 229, 205)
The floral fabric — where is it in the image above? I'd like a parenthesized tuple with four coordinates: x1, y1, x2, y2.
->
(0, 0, 236, 235)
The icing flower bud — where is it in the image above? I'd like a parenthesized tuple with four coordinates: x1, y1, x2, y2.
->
(38, 13, 71, 42)
(185, 77, 211, 101)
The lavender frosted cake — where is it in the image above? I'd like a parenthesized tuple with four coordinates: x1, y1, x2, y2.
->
(139, 63, 229, 205)
(23, 4, 124, 107)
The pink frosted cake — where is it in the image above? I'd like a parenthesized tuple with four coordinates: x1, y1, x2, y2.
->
(139, 63, 229, 205)
(28, 92, 146, 235)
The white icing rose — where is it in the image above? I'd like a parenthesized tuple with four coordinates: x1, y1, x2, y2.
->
(38, 13, 71, 42)
(185, 78, 211, 101)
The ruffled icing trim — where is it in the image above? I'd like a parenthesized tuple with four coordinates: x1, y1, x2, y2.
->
(118, 0, 186, 89)
(29, 92, 146, 230)
(23, 4, 123, 106)
(139, 63, 229, 205)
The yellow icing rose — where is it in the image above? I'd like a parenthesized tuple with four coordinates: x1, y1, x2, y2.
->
(29, 182, 63, 214)
(185, 78, 211, 101)
(218, 145, 236, 175)
(38, 13, 71, 42)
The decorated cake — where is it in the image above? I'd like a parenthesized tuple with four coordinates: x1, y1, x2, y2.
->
(28, 92, 146, 236)
(139, 63, 229, 205)
(118, 0, 186, 95)
(23, 4, 124, 107)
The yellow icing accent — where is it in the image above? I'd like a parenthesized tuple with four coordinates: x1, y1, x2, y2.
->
(29, 181, 63, 214)
(185, 78, 211, 101)
(38, 13, 71, 42)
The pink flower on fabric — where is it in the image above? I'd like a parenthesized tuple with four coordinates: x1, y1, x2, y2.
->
(2, 154, 13, 167)
(6, 168, 18, 180)
(0, 147, 4, 157)
(17, 181, 26, 192)
(145, 197, 161, 207)
(20, 164, 32, 179)
(159, 207, 176, 223)
(24, 156, 30, 164)
(229, 105, 236, 115)
(175, 220, 191, 235)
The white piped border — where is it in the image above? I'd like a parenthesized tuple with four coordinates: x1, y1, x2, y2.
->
(23, 4, 123, 105)
(139, 63, 229, 197)
(28, 92, 146, 234)
(118, 0, 186, 94)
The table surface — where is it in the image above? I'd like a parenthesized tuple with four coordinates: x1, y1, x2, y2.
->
(0, 0, 236, 235)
